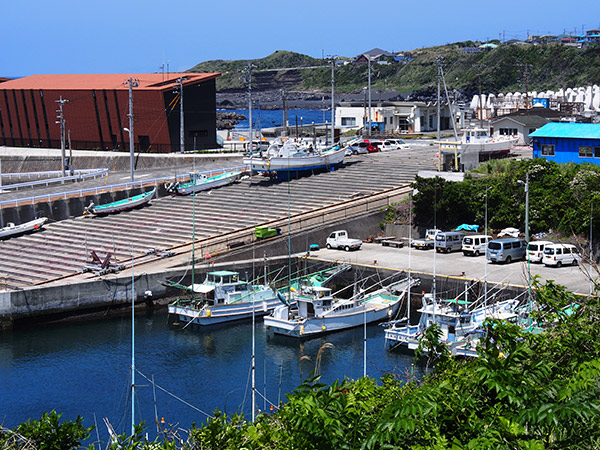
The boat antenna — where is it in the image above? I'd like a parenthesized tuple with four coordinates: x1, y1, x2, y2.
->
(130, 244, 136, 437)
(484, 186, 488, 308)
(439, 60, 459, 140)
(251, 273, 256, 421)
(408, 192, 413, 325)
(436, 57, 441, 142)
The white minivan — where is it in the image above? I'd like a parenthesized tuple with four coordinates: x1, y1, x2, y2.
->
(542, 243, 582, 267)
(527, 240, 553, 263)
(462, 235, 491, 256)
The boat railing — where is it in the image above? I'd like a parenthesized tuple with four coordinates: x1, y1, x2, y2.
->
(0, 165, 248, 209)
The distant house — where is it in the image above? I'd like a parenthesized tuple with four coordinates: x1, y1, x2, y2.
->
(461, 47, 481, 54)
(355, 48, 393, 63)
(490, 114, 552, 145)
(394, 52, 414, 62)
(530, 123, 600, 164)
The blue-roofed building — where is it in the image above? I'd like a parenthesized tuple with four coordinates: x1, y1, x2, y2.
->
(530, 123, 600, 164)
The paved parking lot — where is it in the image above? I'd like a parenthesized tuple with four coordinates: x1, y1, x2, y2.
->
(313, 242, 594, 296)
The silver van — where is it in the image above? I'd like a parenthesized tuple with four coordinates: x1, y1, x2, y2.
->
(486, 238, 527, 263)
(435, 231, 465, 253)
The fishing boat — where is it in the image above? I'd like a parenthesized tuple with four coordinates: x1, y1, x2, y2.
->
(85, 188, 156, 215)
(0, 217, 48, 239)
(167, 270, 286, 326)
(384, 293, 520, 352)
(166, 170, 241, 195)
(264, 277, 418, 338)
(243, 139, 345, 177)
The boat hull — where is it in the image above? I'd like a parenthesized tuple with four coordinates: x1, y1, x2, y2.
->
(89, 188, 155, 215)
(174, 171, 240, 195)
(243, 149, 345, 174)
(168, 296, 284, 326)
(0, 217, 48, 239)
(265, 302, 399, 338)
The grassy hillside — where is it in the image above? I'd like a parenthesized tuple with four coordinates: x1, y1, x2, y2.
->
(188, 43, 600, 96)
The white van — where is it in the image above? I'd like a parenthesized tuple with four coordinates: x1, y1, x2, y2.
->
(542, 243, 582, 267)
(527, 240, 553, 263)
(462, 235, 491, 256)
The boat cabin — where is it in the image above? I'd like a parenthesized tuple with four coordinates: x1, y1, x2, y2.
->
(190, 270, 252, 305)
(297, 286, 334, 318)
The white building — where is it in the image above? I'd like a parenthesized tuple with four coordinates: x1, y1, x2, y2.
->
(335, 101, 455, 134)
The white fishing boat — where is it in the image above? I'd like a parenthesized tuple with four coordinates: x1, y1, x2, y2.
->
(243, 139, 345, 177)
(0, 217, 48, 239)
(167, 270, 286, 326)
(265, 277, 418, 338)
(384, 293, 520, 352)
(460, 127, 518, 153)
(166, 170, 241, 195)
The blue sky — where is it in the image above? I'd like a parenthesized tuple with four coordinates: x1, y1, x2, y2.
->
(6, 0, 599, 77)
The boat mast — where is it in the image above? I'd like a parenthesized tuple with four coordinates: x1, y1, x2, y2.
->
(330, 56, 335, 145)
(247, 63, 253, 152)
(251, 279, 256, 422)
(408, 193, 412, 325)
(130, 246, 135, 436)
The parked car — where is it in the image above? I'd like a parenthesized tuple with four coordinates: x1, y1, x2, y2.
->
(486, 238, 527, 263)
(348, 140, 371, 155)
(367, 141, 381, 152)
(542, 243, 582, 267)
(380, 139, 410, 151)
(411, 228, 441, 250)
(435, 231, 465, 253)
(462, 235, 491, 256)
(527, 240, 554, 263)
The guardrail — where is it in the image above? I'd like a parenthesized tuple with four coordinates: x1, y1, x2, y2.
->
(0, 169, 109, 191)
(0, 165, 249, 209)
(165, 185, 412, 260)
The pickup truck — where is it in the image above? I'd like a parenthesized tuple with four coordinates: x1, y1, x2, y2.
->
(411, 228, 441, 250)
(326, 230, 362, 251)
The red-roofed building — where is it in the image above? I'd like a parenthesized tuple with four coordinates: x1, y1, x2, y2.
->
(0, 73, 220, 152)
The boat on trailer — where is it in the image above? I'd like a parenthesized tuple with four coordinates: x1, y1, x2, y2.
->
(85, 188, 156, 215)
(0, 217, 48, 239)
(243, 139, 345, 177)
(166, 171, 241, 195)
(265, 277, 419, 338)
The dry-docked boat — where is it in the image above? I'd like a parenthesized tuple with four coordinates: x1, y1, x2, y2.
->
(243, 139, 345, 177)
(85, 188, 156, 215)
(0, 217, 48, 239)
(166, 171, 241, 195)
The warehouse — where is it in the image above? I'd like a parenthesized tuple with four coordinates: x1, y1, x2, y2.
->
(530, 122, 600, 164)
(0, 72, 220, 153)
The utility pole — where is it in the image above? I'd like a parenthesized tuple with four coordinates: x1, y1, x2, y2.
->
(124, 77, 138, 182)
(436, 57, 441, 141)
(330, 56, 336, 145)
(55, 96, 69, 177)
(281, 90, 288, 136)
(367, 56, 372, 137)
(518, 63, 532, 109)
(177, 77, 186, 152)
(246, 64, 254, 150)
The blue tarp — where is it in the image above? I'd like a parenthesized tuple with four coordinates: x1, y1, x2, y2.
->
(456, 224, 479, 232)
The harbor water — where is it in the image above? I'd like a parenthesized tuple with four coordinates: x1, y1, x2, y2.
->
(226, 108, 331, 130)
(0, 308, 417, 442)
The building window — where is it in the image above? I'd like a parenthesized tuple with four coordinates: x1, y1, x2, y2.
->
(595, 146, 600, 158)
(541, 144, 555, 156)
(579, 146, 593, 158)
(341, 117, 356, 126)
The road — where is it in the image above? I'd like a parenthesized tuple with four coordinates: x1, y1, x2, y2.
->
(313, 242, 593, 296)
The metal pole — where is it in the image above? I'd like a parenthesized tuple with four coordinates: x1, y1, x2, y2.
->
(178, 77, 185, 152)
(525, 173, 531, 329)
(248, 64, 253, 151)
(437, 61, 441, 141)
(56, 96, 69, 177)
(330, 58, 335, 145)
(131, 245, 135, 436)
(125, 78, 138, 182)
(368, 57, 372, 138)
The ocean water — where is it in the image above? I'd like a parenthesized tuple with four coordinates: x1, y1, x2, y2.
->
(0, 310, 417, 444)
(221, 108, 332, 130)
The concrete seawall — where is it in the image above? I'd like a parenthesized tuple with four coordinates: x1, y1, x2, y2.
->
(0, 147, 244, 226)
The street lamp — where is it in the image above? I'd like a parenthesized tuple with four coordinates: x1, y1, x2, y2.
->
(518, 173, 531, 329)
